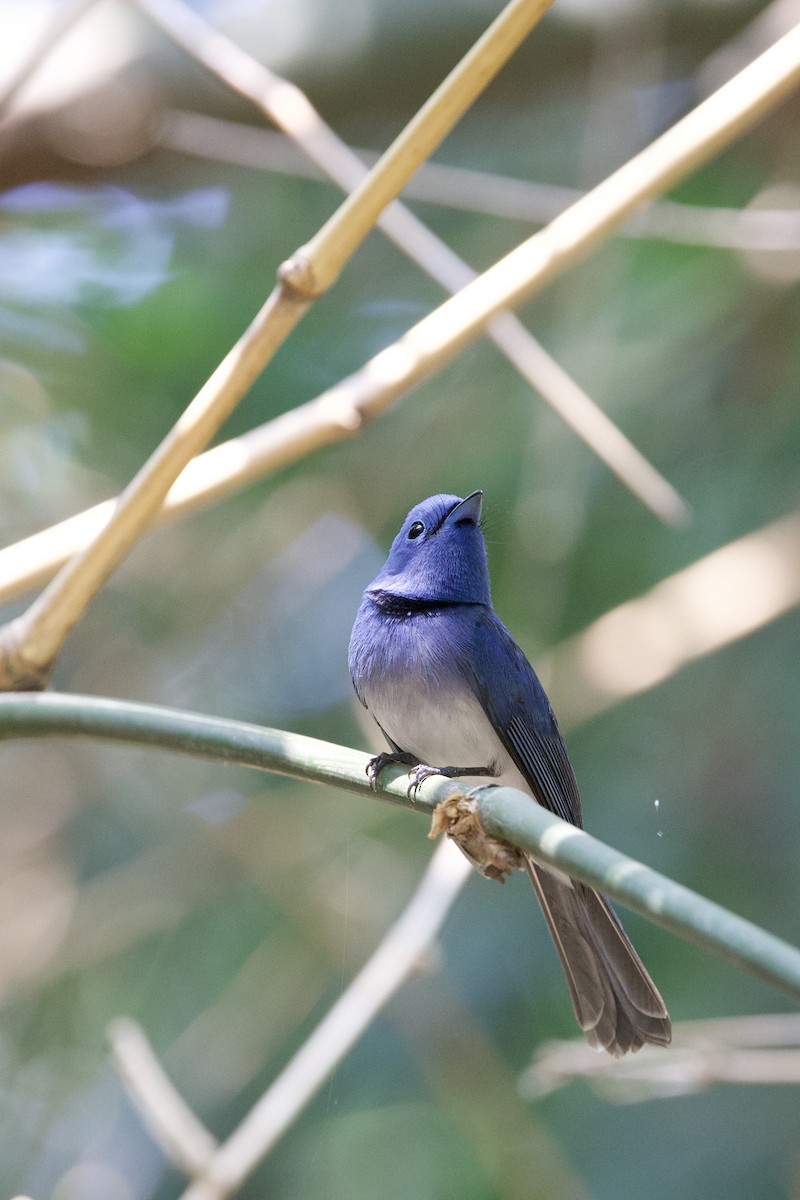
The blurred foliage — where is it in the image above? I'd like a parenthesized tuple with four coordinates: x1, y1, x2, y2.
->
(0, 0, 799, 1197)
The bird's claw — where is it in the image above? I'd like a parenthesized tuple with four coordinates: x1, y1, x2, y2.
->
(406, 764, 448, 799)
(367, 756, 494, 798)
(406, 763, 496, 799)
(365, 751, 419, 792)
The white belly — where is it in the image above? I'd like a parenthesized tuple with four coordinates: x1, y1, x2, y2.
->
(363, 679, 532, 796)
(360, 662, 575, 881)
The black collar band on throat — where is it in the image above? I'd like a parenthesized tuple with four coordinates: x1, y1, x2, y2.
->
(368, 589, 477, 617)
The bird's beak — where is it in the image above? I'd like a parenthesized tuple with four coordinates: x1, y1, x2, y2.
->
(446, 490, 483, 526)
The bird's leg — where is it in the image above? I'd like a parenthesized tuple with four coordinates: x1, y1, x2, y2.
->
(366, 750, 420, 791)
(407, 763, 495, 799)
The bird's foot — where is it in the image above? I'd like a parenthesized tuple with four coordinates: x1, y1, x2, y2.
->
(406, 763, 495, 800)
(366, 751, 419, 792)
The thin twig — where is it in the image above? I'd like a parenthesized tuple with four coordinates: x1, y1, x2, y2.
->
(108, 1018, 218, 1175)
(0, 284, 307, 690)
(329, 21, 800, 404)
(176, 841, 471, 1199)
(3, 23, 799, 615)
(266, 0, 556, 298)
(3, 15, 798, 678)
(163, 111, 800, 252)
(521, 1012, 800, 1100)
(102, 843, 468, 1194)
(0, 0, 101, 119)
(4, 17, 800, 609)
(138, 0, 551, 302)
(18, 11, 788, 618)
(698, 0, 800, 94)
(1, 691, 800, 1002)
(0, 0, 549, 690)
(140, 0, 684, 522)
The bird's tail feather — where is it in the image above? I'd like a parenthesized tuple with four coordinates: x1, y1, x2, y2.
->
(526, 857, 671, 1056)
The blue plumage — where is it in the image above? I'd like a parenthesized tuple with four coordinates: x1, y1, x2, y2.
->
(349, 491, 671, 1056)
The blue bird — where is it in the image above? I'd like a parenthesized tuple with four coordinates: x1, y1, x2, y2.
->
(349, 491, 671, 1055)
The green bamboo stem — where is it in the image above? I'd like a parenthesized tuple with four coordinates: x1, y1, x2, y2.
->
(1, 691, 798, 1002)
(476, 787, 800, 998)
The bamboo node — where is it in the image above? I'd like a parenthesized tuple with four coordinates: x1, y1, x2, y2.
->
(278, 252, 322, 299)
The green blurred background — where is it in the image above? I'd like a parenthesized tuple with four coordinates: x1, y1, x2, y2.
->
(1, 1, 799, 1196)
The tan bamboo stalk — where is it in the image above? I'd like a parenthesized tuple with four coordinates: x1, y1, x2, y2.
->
(0, 0, 550, 689)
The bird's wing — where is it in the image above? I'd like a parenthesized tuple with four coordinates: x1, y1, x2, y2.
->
(467, 609, 583, 828)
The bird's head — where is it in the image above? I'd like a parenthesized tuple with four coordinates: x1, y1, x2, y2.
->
(368, 491, 491, 605)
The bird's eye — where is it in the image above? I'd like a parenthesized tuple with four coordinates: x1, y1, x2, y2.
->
(408, 521, 424, 540)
